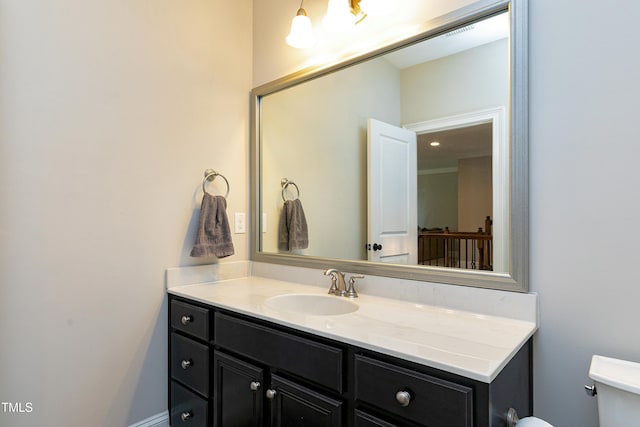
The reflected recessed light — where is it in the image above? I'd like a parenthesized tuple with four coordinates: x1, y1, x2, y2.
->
(430, 141, 440, 147)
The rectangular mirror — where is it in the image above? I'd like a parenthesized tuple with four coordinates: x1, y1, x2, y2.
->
(251, 0, 528, 292)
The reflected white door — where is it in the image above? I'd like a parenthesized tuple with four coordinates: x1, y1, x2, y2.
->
(367, 118, 417, 264)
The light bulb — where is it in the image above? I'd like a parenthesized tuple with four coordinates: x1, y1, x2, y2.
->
(323, 0, 356, 32)
(286, 9, 316, 49)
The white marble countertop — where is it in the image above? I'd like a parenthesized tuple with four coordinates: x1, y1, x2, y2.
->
(168, 275, 537, 383)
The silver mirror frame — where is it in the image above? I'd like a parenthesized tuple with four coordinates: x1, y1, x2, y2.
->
(250, 0, 528, 292)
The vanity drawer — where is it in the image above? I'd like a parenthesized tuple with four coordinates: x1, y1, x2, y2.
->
(170, 381, 209, 427)
(214, 312, 344, 393)
(171, 332, 210, 396)
(171, 299, 211, 341)
(355, 354, 473, 427)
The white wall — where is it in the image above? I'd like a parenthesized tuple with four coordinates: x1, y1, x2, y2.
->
(529, 0, 640, 424)
(418, 171, 458, 230)
(252, 0, 640, 426)
(458, 156, 492, 232)
(0, 1, 251, 426)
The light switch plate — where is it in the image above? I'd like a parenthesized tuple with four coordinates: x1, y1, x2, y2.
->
(234, 212, 246, 234)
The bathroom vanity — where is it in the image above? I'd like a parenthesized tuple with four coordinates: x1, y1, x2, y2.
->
(170, 0, 532, 423)
(166, 0, 533, 421)
(167, 275, 536, 427)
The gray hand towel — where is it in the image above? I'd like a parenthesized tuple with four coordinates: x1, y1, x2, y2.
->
(190, 193, 234, 258)
(278, 199, 309, 251)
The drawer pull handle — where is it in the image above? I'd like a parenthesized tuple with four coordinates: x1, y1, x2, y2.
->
(395, 390, 412, 407)
(250, 381, 261, 391)
(181, 315, 193, 325)
(266, 389, 277, 400)
(181, 359, 193, 369)
(181, 410, 193, 421)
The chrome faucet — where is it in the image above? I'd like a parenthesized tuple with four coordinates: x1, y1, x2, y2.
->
(324, 269, 364, 298)
(324, 268, 347, 296)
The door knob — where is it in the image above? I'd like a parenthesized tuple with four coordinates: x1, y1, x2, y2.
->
(373, 243, 383, 251)
(266, 389, 277, 399)
(250, 381, 261, 391)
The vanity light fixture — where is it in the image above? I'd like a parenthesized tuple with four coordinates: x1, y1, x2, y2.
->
(286, 0, 317, 49)
(430, 141, 441, 147)
(287, 0, 395, 48)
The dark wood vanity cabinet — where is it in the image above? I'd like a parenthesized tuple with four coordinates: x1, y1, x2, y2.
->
(168, 295, 531, 427)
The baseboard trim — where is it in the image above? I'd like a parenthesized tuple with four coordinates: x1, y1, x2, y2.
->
(129, 410, 169, 427)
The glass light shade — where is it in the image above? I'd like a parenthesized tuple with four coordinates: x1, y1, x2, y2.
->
(358, 0, 397, 16)
(286, 12, 316, 49)
(323, 0, 356, 32)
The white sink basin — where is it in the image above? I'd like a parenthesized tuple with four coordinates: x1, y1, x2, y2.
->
(264, 294, 359, 316)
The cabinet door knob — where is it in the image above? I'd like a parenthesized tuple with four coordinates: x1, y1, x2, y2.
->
(250, 381, 261, 391)
(181, 315, 193, 325)
(265, 389, 277, 400)
(395, 390, 412, 407)
(181, 359, 193, 369)
(181, 410, 193, 421)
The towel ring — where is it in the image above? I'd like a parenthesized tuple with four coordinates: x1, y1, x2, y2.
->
(281, 178, 300, 201)
(202, 169, 230, 198)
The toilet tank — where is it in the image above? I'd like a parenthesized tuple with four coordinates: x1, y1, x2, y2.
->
(589, 355, 640, 427)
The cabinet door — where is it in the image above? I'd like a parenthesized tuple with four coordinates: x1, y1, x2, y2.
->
(354, 410, 398, 427)
(268, 374, 342, 427)
(213, 351, 264, 427)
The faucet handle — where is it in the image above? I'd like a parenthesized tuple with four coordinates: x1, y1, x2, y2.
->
(346, 274, 364, 298)
(327, 273, 339, 295)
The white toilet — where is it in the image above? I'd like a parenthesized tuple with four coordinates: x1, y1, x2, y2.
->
(588, 355, 640, 427)
(510, 354, 640, 427)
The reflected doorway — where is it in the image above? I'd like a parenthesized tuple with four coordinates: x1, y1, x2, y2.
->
(417, 123, 493, 270)
(418, 122, 492, 234)
(405, 107, 507, 272)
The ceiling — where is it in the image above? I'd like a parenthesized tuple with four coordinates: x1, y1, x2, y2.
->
(417, 122, 492, 171)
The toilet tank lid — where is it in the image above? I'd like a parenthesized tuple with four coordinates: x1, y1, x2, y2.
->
(589, 355, 640, 395)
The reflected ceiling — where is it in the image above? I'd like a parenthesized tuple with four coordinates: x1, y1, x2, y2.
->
(384, 12, 509, 69)
(418, 123, 493, 170)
